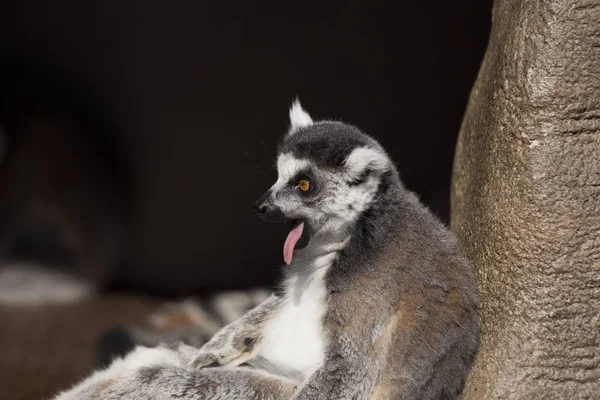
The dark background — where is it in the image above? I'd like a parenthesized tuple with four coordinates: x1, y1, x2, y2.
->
(0, 1, 493, 296)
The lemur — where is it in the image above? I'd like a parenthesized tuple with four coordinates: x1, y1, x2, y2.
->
(54, 101, 479, 400)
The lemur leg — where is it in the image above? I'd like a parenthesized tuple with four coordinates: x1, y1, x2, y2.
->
(191, 294, 281, 368)
(55, 343, 297, 400)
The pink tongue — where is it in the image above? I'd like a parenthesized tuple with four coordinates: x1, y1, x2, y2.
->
(283, 221, 304, 265)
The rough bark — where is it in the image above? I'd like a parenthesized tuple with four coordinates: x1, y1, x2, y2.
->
(452, 0, 600, 398)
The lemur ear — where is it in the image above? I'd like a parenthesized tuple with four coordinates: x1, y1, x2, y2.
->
(344, 147, 390, 182)
(288, 98, 313, 135)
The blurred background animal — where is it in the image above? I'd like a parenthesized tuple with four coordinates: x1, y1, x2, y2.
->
(0, 101, 129, 305)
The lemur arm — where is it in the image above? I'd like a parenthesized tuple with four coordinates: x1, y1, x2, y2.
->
(293, 289, 473, 400)
(190, 293, 282, 369)
(291, 335, 381, 400)
(291, 296, 397, 400)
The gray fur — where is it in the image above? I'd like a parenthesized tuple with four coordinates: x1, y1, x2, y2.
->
(55, 343, 297, 400)
(55, 103, 479, 400)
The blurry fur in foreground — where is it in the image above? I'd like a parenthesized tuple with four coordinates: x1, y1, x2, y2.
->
(95, 289, 270, 367)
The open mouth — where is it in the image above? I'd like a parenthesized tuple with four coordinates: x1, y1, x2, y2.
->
(283, 219, 310, 265)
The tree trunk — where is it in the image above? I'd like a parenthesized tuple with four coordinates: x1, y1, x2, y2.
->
(451, 0, 600, 398)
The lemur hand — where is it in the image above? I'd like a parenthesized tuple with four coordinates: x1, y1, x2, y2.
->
(190, 294, 280, 369)
(190, 323, 260, 369)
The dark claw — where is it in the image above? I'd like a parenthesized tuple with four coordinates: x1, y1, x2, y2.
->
(205, 361, 221, 368)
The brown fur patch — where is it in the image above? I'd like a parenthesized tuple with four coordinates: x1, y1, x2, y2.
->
(371, 311, 399, 357)
(155, 313, 196, 331)
(392, 292, 421, 339)
(366, 292, 425, 399)
(366, 304, 419, 400)
(97, 378, 116, 393)
(370, 382, 393, 400)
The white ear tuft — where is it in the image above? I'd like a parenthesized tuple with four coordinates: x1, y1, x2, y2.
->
(344, 147, 390, 181)
(288, 98, 313, 135)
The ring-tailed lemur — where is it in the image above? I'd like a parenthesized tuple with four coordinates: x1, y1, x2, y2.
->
(54, 101, 479, 400)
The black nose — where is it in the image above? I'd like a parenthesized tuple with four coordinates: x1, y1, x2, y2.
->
(254, 192, 271, 216)
(254, 192, 288, 222)
(254, 203, 268, 216)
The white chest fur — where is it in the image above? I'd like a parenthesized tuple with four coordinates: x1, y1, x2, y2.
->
(258, 258, 332, 381)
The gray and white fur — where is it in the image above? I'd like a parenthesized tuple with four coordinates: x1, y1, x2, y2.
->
(54, 101, 479, 400)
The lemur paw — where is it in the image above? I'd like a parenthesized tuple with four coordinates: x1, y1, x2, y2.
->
(190, 334, 259, 369)
(190, 351, 223, 369)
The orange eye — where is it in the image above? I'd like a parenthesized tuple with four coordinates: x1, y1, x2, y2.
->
(298, 179, 311, 192)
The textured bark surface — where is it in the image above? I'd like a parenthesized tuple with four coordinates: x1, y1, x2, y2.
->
(452, 1, 600, 398)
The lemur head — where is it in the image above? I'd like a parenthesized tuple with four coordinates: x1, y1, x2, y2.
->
(254, 100, 395, 265)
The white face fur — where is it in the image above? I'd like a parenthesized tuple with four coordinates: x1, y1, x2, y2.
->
(266, 101, 391, 245)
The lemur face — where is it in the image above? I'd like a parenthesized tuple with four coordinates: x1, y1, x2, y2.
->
(254, 101, 391, 265)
